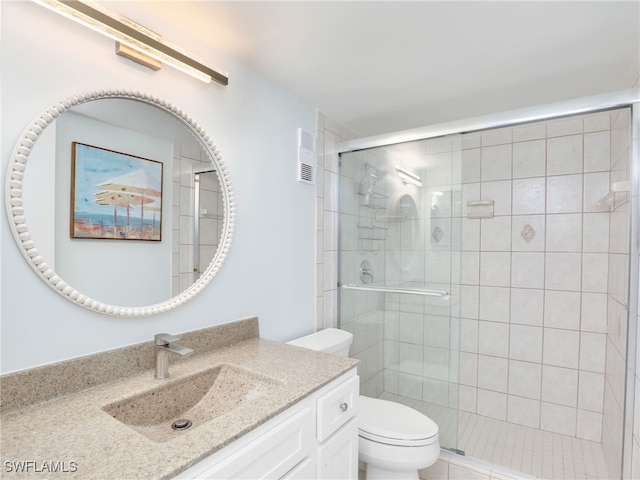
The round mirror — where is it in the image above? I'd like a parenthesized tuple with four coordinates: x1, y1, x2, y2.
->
(5, 90, 234, 317)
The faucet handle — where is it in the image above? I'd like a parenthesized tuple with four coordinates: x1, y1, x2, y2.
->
(155, 333, 181, 346)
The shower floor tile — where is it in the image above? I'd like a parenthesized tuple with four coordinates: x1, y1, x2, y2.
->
(377, 393, 611, 480)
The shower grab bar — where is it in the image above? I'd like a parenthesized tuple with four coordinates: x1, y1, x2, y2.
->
(341, 284, 449, 297)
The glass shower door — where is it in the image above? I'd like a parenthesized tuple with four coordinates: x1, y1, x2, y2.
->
(338, 134, 462, 451)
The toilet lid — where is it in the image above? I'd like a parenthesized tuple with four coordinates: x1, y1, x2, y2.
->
(358, 396, 439, 446)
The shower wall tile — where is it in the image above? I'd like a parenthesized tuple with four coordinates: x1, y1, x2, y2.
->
(478, 286, 510, 322)
(511, 215, 545, 252)
(477, 355, 508, 392)
(513, 139, 546, 179)
(543, 290, 581, 330)
(582, 253, 609, 292)
(481, 217, 512, 251)
(546, 117, 583, 138)
(541, 365, 578, 407)
(481, 180, 511, 216)
(545, 253, 582, 291)
(540, 402, 577, 436)
(546, 213, 582, 251)
(583, 213, 610, 252)
(583, 172, 611, 213)
(513, 123, 546, 142)
(578, 370, 605, 412)
(580, 332, 606, 373)
(507, 395, 540, 428)
(508, 360, 542, 400)
(482, 128, 513, 147)
(510, 288, 544, 326)
(511, 252, 544, 289)
(477, 389, 507, 421)
(547, 174, 583, 213)
(543, 328, 580, 369)
(460, 318, 479, 353)
(584, 113, 610, 133)
(547, 135, 583, 175)
(581, 293, 608, 333)
(478, 321, 509, 357)
(459, 385, 477, 413)
(462, 148, 481, 183)
(577, 409, 603, 442)
(584, 131, 611, 172)
(459, 352, 478, 386)
(399, 372, 423, 400)
(480, 251, 511, 286)
(460, 286, 480, 319)
(510, 325, 543, 363)
(423, 315, 450, 349)
(460, 252, 480, 285)
(512, 178, 545, 214)
(481, 144, 512, 181)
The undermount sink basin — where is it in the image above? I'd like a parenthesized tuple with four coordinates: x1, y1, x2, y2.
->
(102, 364, 279, 443)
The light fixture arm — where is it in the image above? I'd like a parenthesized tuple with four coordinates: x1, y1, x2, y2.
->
(33, 0, 229, 86)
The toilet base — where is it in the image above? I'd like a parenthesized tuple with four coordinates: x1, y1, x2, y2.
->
(364, 464, 419, 480)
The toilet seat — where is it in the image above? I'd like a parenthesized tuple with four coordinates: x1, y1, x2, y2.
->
(358, 396, 439, 447)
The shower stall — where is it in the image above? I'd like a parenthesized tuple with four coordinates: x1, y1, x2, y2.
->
(335, 92, 639, 479)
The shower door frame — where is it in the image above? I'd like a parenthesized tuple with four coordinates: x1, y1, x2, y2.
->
(335, 88, 640, 479)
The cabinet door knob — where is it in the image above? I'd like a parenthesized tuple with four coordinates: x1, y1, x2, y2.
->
(340, 402, 349, 412)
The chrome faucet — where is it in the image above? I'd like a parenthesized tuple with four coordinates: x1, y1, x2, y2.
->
(154, 333, 193, 380)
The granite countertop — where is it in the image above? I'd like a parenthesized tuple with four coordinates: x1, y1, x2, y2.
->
(0, 319, 358, 479)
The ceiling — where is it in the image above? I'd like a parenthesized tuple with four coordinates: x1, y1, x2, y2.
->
(135, 1, 639, 137)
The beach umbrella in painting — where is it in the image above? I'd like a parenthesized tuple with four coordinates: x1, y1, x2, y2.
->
(97, 169, 162, 233)
(94, 191, 154, 237)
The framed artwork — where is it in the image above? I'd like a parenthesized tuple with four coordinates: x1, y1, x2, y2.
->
(70, 142, 163, 241)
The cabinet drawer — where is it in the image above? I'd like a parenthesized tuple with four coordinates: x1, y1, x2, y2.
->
(316, 375, 359, 442)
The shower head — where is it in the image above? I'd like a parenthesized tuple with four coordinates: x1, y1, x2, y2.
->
(365, 163, 387, 180)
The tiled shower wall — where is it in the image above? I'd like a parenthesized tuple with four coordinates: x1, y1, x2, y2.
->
(457, 112, 621, 444)
(316, 113, 388, 396)
(171, 143, 219, 296)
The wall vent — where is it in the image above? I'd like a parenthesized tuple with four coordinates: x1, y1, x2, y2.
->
(297, 128, 316, 184)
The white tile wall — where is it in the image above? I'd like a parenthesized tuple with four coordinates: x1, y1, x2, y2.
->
(458, 110, 626, 445)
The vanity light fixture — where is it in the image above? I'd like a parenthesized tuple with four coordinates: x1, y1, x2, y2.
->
(31, 0, 229, 86)
(395, 166, 422, 187)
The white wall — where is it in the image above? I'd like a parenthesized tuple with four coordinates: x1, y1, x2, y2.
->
(0, 0, 317, 373)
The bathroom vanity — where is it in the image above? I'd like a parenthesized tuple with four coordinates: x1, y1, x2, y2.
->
(0, 318, 359, 479)
(176, 371, 358, 479)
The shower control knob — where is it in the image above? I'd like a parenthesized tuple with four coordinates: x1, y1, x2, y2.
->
(340, 402, 349, 412)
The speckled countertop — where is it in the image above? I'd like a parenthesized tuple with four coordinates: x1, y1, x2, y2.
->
(0, 318, 358, 479)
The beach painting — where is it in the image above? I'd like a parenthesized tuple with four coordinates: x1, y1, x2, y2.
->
(71, 142, 163, 241)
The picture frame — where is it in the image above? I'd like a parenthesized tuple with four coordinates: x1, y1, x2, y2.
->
(70, 142, 163, 241)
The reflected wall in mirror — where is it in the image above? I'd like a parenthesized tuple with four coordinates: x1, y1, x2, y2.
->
(5, 90, 234, 317)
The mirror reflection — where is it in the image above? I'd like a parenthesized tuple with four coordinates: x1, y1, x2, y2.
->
(21, 97, 224, 308)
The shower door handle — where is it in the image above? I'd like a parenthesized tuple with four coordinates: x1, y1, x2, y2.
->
(341, 284, 449, 297)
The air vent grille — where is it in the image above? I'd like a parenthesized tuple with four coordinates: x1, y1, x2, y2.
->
(297, 128, 316, 184)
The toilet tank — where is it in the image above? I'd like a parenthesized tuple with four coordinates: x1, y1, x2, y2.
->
(286, 328, 353, 356)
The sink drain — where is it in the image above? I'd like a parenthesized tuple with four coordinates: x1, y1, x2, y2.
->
(171, 419, 192, 431)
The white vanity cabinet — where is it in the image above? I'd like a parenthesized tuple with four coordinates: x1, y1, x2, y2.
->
(175, 369, 358, 480)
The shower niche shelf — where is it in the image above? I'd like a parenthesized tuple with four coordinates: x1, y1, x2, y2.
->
(357, 191, 388, 209)
(357, 223, 386, 253)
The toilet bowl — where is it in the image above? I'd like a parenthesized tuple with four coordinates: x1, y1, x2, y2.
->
(287, 328, 440, 480)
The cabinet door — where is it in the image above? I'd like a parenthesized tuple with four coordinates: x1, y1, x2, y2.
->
(179, 407, 313, 479)
(282, 457, 315, 479)
(317, 419, 358, 480)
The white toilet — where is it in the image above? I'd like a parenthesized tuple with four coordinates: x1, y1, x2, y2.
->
(287, 328, 440, 480)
